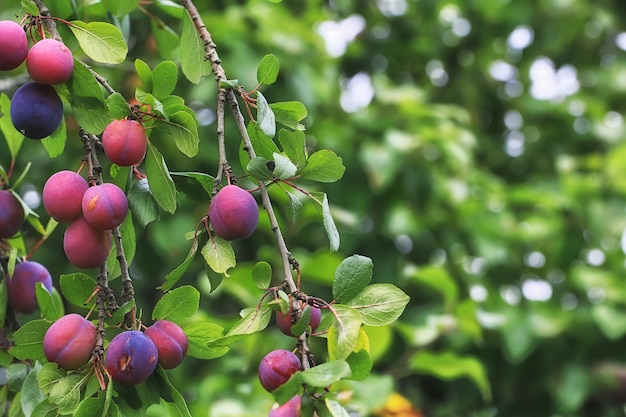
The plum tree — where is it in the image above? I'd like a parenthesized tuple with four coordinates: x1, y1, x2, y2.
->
(6, 261, 52, 314)
(269, 395, 301, 417)
(10, 82, 63, 139)
(0, 190, 24, 238)
(105, 330, 159, 386)
(276, 303, 321, 338)
(81, 183, 128, 230)
(26, 38, 74, 85)
(102, 119, 148, 166)
(209, 184, 259, 240)
(144, 320, 188, 369)
(0, 20, 28, 71)
(43, 313, 97, 370)
(43, 170, 89, 222)
(63, 217, 112, 269)
(258, 349, 302, 392)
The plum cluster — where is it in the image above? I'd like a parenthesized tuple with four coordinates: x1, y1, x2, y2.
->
(209, 184, 259, 240)
(0, 20, 74, 139)
(43, 171, 129, 269)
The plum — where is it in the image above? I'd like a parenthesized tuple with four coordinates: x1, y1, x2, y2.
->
(63, 217, 112, 269)
(209, 185, 259, 240)
(144, 320, 188, 369)
(10, 82, 63, 139)
(43, 313, 97, 370)
(269, 395, 301, 417)
(258, 349, 301, 392)
(81, 183, 128, 230)
(0, 21, 28, 71)
(106, 330, 159, 385)
(0, 189, 24, 238)
(7, 261, 52, 314)
(276, 302, 321, 338)
(102, 119, 148, 166)
(43, 170, 88, 222)
(26, 38, 74, 85)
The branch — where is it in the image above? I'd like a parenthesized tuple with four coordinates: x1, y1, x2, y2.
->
(32, 0, 61, 41)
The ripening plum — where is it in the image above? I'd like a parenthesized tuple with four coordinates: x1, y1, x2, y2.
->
(258, 349, 301, 392)
(276, 302, 321, 338)
(43, 170, 88, 222)
(7, 261, 52, 314)
(26, 38, 74, 85)
(102, 119, 148, 166)
(0, 189, 24, 238)
(0, 21, 28, 71)
(63, 217, 112, 269)
(209, 185, 259, 240)
(10, 82, 63, 139)
(106, 330, 159, 385)
(144, 320, 188, 369)
(269, 395, 302, 417)
(43, 314, 97, 370)
(81, 183, 128, 230)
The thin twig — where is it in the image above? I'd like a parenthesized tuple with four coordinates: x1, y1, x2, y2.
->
(32, 0, 61, 40)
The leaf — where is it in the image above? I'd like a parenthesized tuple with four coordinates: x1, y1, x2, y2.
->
(170, 171, 214, 202)
(252, 261, 272, 289)
(278, 129, 307, 169)
(48, 374, 83, 414)
(0, 94, 24, 159)
(257, 92, 276, 138)
(409, 350, 491, 401)
(160, 238, 199, 291)
(128, 178, 160, 228)
(59, 273, 98, 310)
(247, 157, 275, 181)
(102, 0, 139, 16)
(205, 265, 224, 293)
(67, 60, 111, 134)
(21, 0, 40, 15)
(345, 329, 373, 380)
(309, 192, 340, 252)
(35, 284, 63, 321)
(69, 21, 128, 64)
(300, 150, 346, 183)
(345, 284, 409, 326)
(285, 191, 303, 224)
(257, 54, 280, 85)
(248, 121, 280, 160)
(9, 320, 50, 361)
(151, 20, 180, 60)
(226, 305, 272, 336)
(327, 305, 362, 361)
(273, 153, 297, 180)
(201, 236, 236, 275)
(154, 367, 192, 417)
(152, 61, 178, 99)
(182, 321, 229, 360)
(180, 9, 210, 83)
(301, 361, 352, 387)
(410, 265, 459, 311)
(135, 59, 153, 91)
(325, 399, 351, 417)
(146, 141, 177, 213)
(271, 101, 308, 131)
(37, 363, 64, 395)
(41, 118, 66, 158)
(333, 255, 373, 303)
(152, 285, 200, 324)
(21, 363, 45, 417)
(31, 400, 58, 417)
(157, 111, 199, 157)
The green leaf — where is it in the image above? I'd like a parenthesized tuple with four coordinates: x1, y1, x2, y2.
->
(171, 172, 214, 202)
(69, 21, 128, 64)
(345, 329, 373, 380)
(21, 0, 40, 15)
(257, 92, 276, 138)
(36, 284, 63, 321)
(9, 320, 50, 361)
(248, 121, 280, 160)
(151, 20, 180, 60)
(154, 367, 192, 417)
(67, 59, 111, 134)
(152, 285, 200, 324)
(41, 117, 66, 158)
(327, 305, 362, 361)
(59, 273, 97, 310)
(227, 305, 272, 336)
(106, 93, 131, 119)
(410, 265, 459, 311)
(182, 321, 228, 360)
(310, 192, 340, 252)
(278, 129, 307, 169)
(74, 396, 106, 417)
(257, 54, 280, 85)
(109, 300, 135, 326)
(102, 0, 139, 16)
(0, 94, 24, 159)
(333, 255, 373, 304)
(345, 283, 409, 326)
(409, 350, 491, 401)
(201, 236, 236, 275)
(157, 111, 199, 157)
(160, 238, 199, 291)
(31, 399, 58, 417)
(273, 153, 297, 180)
(21, 363, 45, 417)
(135, 59, 153, 91)
(271, 101, 308, 131)
(205, 265, 224, 294)
(152, 61, 178, 99)
(325, 399, 351, 417)
(301, 361, 352, 387)
(300, 150, 346, 183)
(285, 191, 303, 224)
(180, 10, 210, 83)
(247, 157, 275, 181)
(252, 261, 272, 289)
(146, 141, 177, 213)
(128, 178, 160, 228)
(37, 363, 64, 395)
(48, 374, 83, 414)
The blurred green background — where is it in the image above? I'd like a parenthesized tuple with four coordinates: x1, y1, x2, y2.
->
(3, 0, 626, 416)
